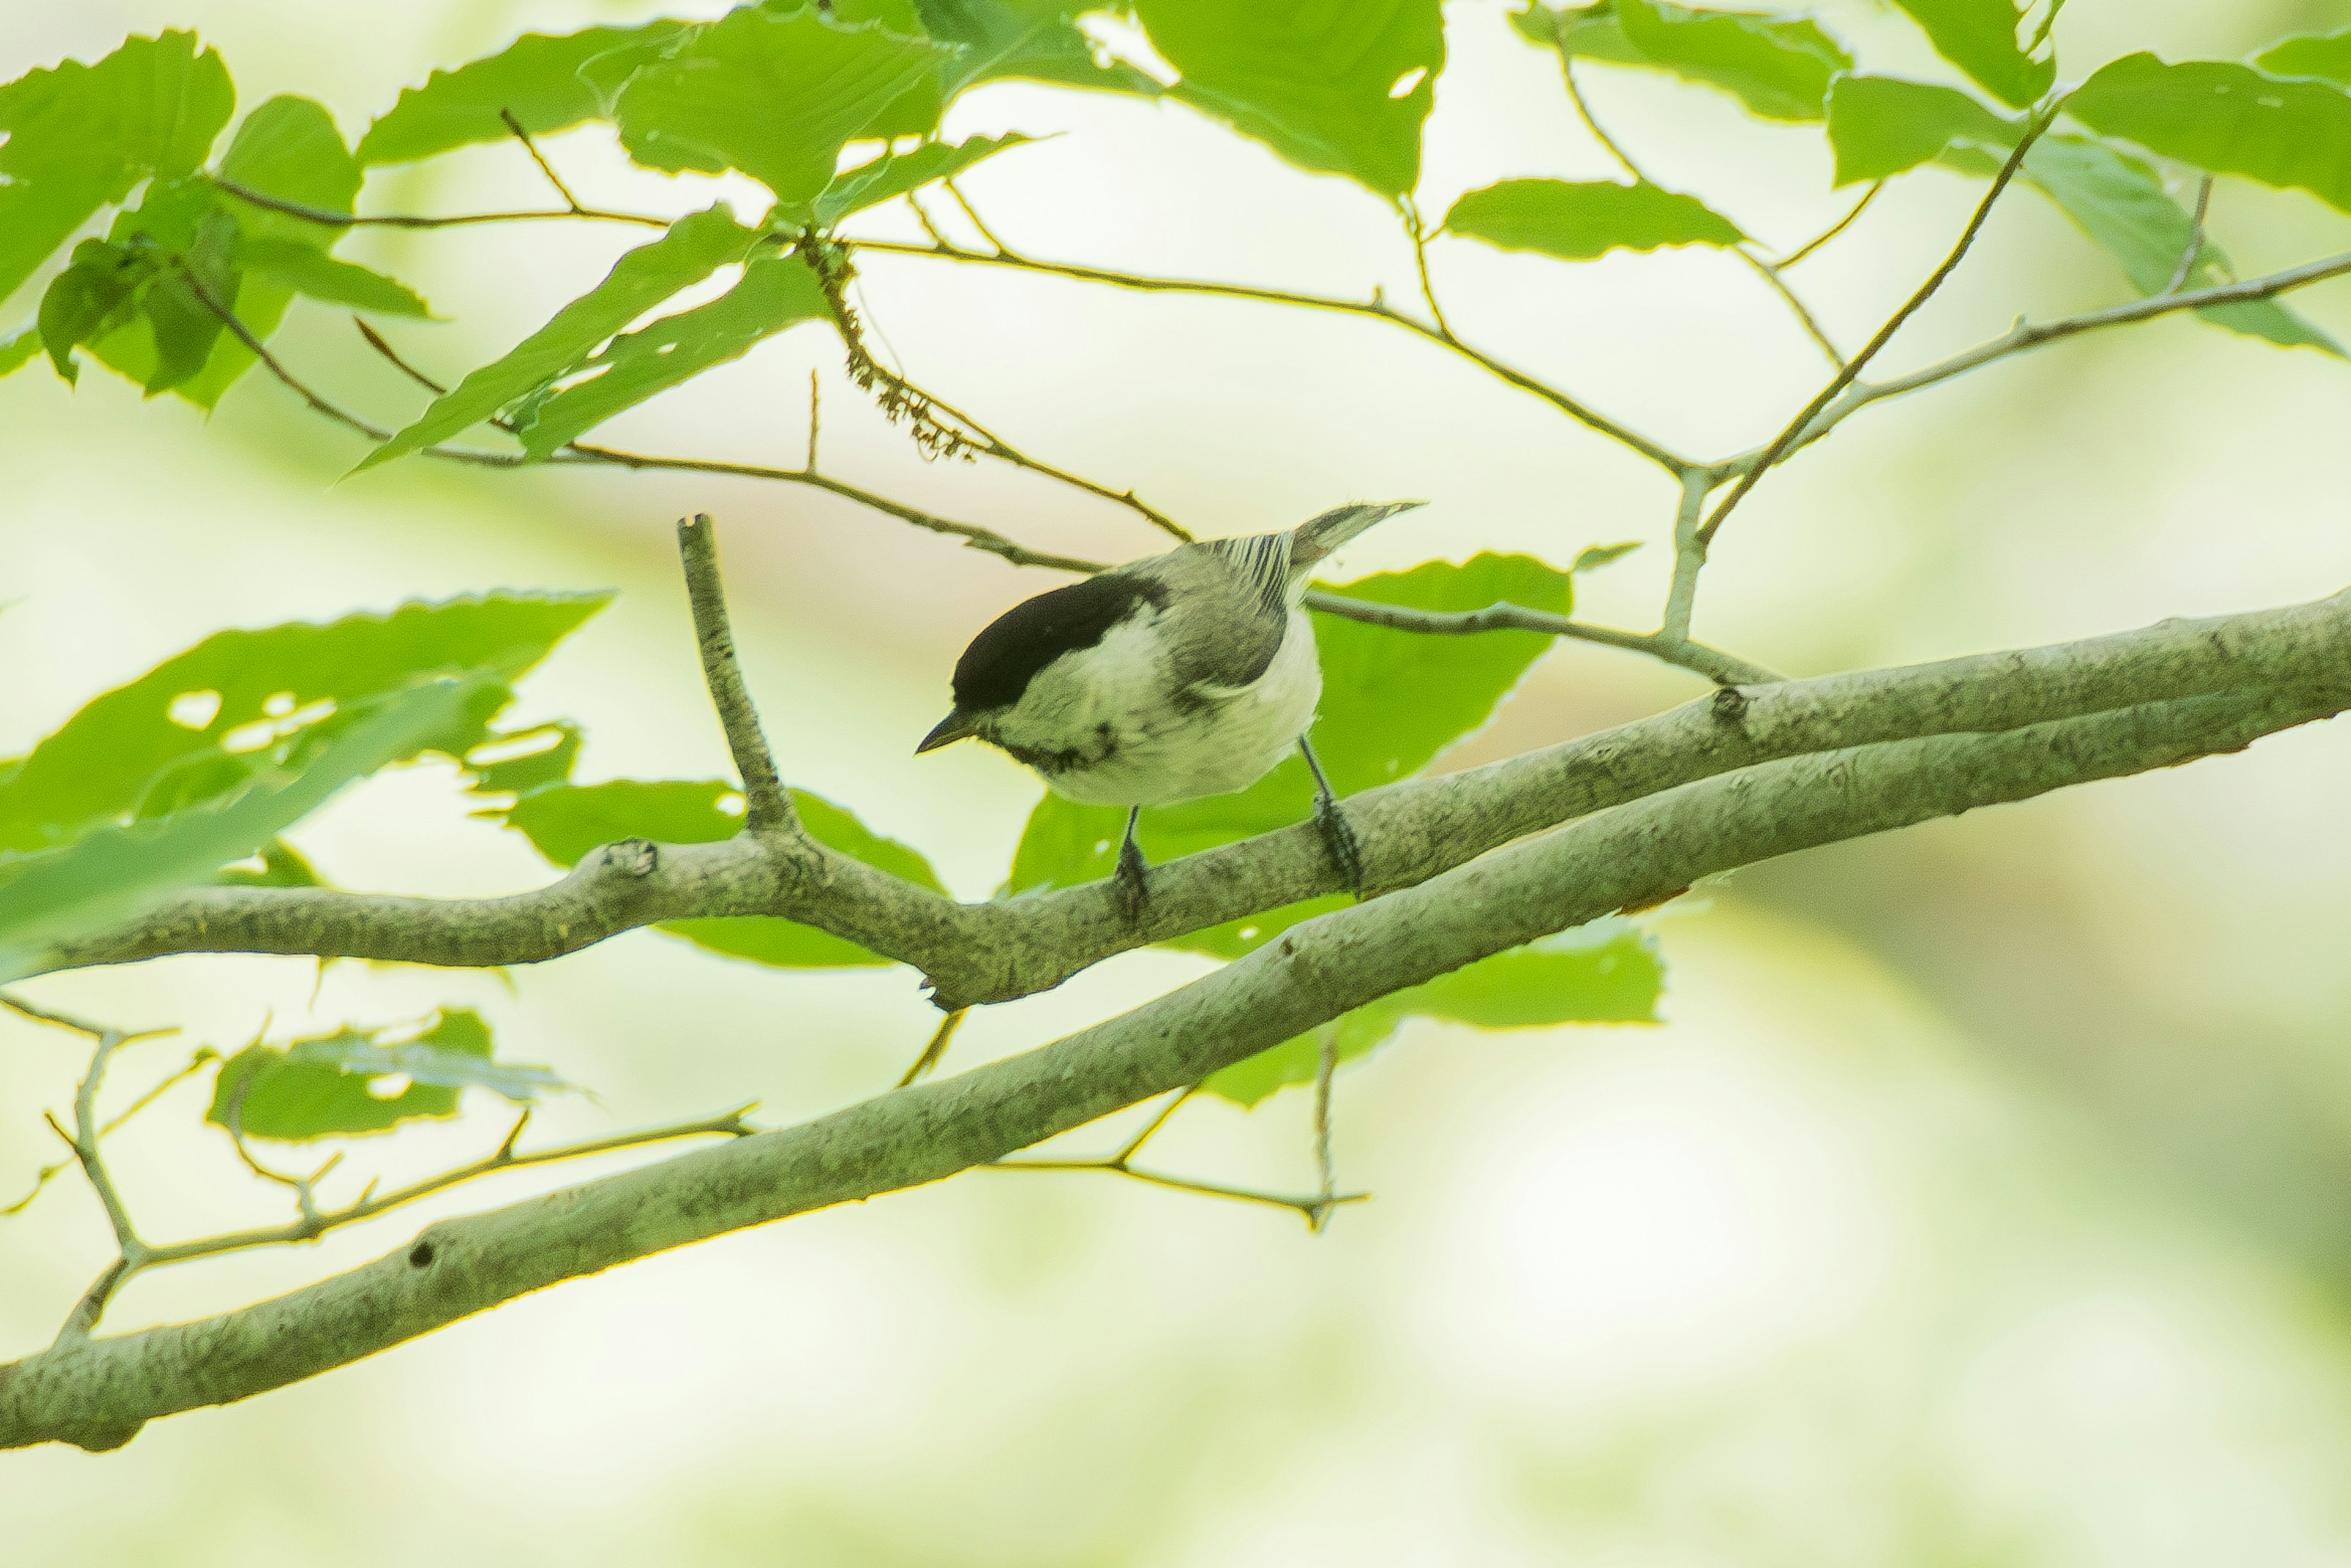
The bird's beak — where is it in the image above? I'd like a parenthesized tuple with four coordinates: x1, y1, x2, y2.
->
(917, 709, 980, 755)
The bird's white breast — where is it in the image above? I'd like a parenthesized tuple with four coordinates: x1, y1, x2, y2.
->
(992, 606, 1322, 807)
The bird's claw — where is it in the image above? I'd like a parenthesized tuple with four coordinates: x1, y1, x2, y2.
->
(1113, 832, 1150, 925)
(1314, 793, 1367, 896)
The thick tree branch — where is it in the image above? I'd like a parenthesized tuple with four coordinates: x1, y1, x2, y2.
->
(5, 661, 2340, 1451)
(35, 589, 2351, 1010)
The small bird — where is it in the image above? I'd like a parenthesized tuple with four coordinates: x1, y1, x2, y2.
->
(918, 500, 1427, 919)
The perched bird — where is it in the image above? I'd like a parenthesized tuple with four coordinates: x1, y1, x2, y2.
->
(918, 500, 1425, 919)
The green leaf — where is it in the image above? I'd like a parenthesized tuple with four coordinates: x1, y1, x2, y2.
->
(1445, 178, 1744, 260)
(786, 133, 1036, 228)
(464, 720, 583, 799)
(1131, 0, 1444, 197)
(355, 22, 690, 167)
(1824, 73, 2017, 186)
(0, 679, 497, 980)
(139, 207, 242, 395)
(1886, 0, 2053, 110)
(214, 837, 323, 889)
(1006, 553, 1571, 957)
(207, 1007, 567, 1141)
(356, 206, 758, 471)
(237, 238, 433, 318)
(0, 329, 37, 378)
(514, 255, 831, 457)
(36, 238, 156, 382)
(614, 9, 959, 201)
(2069, 53, 2351, 217)
(1572, 541, 1642, 572)
(1516, 1, 1851, 124)
(2255, 29, 2351, 87)
(0, 31, 234, 306)
(0, 591, 608, 857)
(914, 0, 1165, 101)
(1828, 75, 2337, 354)
(501, 780, 947, 969)
(1204, 923, 1664, 1106)
(2019, 134, 2341, 355)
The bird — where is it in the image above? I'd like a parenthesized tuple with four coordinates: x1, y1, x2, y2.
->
(917, 500, 1426, 921)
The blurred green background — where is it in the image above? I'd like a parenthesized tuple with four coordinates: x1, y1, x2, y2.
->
(8, 0, 2351, 1561)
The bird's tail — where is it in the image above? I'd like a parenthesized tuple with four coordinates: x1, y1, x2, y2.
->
(1288, 499, 1427, 570)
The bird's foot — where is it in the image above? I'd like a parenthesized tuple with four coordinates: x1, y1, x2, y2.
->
(1313, 792, 1367, 896)
(1113, 833, 1150, 924)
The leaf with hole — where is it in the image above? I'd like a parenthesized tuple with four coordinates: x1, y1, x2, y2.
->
(1130, 0, 1444, 198)
(1204, 922, 1665, 1106)
(356, 205, 758, 471)
(501, 780, 946, 968)
(0, 591, 608, 858)
(1007, 553, 1572, 958)
(206, 1008, 567, 1141)
(1446, 179, 1744, 260)
(2069, 53, 2351, 217)
(0, 679, 502, 981)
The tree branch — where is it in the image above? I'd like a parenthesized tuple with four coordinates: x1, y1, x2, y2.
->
(33, 588, 2351, 1010)
(675, 515, 797, 835)
(7, 655, 2342, 1450)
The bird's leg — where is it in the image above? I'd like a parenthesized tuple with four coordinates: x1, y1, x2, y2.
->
(1113, 804, 1150, 923)
(1298, 735, 1365, 895)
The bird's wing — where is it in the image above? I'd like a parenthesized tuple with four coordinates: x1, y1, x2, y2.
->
(1154, 542, 1292, 696)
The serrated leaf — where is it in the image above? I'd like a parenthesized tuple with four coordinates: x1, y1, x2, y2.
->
(515, 255, 831, 457)
(0, 591, 609, 857)
(0, 31, 234, 306)
(206, 1007, 566, 1141)
(0, 679, 497, 980)
(1517, 1, 1850, 124)
(2070, 53, 2351, 218)
(1204, 923, 1664, 1106)
(502, 780, 947, 968)
(2255, 29, 2351, 88)
(1824, 73, 2017, 185)
(1006, 553, 1571, 957)
(1131, 0, 1444, 197)
(786, 132, 1036, 229)
(356, 22, 691, 167)
(356, 206, 758, 471)
(614, 9, 959, 201)
(1445, 178, 1743, 260)
(1887, 0, 2053, 110)
(1828, 75, 2338, 354)
(236, 238, 432, 318)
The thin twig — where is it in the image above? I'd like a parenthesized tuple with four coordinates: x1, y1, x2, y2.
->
(896, 1008, 966, 1088)
(1113, 1086, 1194, 1164)
(1734, 248, 1846, 369)
(2165, 174, 2216, 296)
(1304, 587, 1782, 686)
(943, 179, 1015, 257)
(1308, 1024, 1338, 1234)
(1564, 58, 1651, 185)
(499, 108, 587, 215)
(846, 237, 1701, 475)
(354, 319, 449, 397)
(675, 514, 797, 835)
(805, 370, 821, 471)
(983, 1159, 1370, 1225)
(1401, 195, 1457, 342)
(904, 190, 956, 250)
(1660, 467, 1716, 645)
(1696, 101, 2059, 551)
(208, 175, 667, 230)
(1777, 181, 1884, 269)
(137, 1106, 760, 1270)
